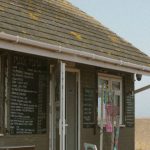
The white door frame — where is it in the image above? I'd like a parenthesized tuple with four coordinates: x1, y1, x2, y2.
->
(49, 62, 66, 150)
(66, 67, 81, 150)
(60, 62, 66, 150)
(49, 65, 81, 150)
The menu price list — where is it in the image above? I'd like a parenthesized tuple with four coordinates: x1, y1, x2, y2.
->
(83, 88, 95, 128)
(10, 54, 48, 135)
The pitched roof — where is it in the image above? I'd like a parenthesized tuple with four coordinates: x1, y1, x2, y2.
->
(0, 0, 150, 67)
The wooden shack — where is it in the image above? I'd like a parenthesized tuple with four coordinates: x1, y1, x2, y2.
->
(0, 0, 150, 150)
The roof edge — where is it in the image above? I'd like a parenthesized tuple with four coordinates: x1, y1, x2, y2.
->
(0, 32, 150, 76)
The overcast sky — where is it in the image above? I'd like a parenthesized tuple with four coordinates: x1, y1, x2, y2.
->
(68, 0, 150, 118)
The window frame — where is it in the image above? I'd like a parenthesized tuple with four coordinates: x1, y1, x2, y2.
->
(98, 73, 123, 125)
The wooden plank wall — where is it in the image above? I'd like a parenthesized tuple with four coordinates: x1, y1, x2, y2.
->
(79, 65, 135, 150)
(79, 65, 100, 150)
(0, 134, 49, 150)
(0, 53, 50, 150)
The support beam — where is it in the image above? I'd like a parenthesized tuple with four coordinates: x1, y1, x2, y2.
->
(135, 85, 150, 94)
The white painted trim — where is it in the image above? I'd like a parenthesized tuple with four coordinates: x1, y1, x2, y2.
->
(66, 68, 81, 150)
(112, 78, 123, 125)
(60, 62, 66, 150)
(0, 134, 4, 136)
(0, 33, 150, 76)
(119, 124, 126, 128)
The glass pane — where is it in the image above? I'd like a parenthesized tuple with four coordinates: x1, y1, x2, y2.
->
(114, 95, 120, 115)
(99, 79, 109, 89)
(98, 79, 109, 96)
(112, 81, 120, 91)
(98, 79, 109, 126)
(97, 97, 101, 126)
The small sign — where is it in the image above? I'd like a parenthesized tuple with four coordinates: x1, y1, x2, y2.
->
(83, 88, 95, 128)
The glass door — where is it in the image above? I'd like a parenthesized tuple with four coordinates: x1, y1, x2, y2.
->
(54, 61, 66, 150)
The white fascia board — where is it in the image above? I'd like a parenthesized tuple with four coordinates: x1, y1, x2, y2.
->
(0, 37, 150, 76)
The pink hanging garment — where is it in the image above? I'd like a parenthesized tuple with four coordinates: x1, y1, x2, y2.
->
(105, 104, 113, 133)
(105, 122, 113, 133)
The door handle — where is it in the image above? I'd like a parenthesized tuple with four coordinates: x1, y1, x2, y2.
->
(65, 124, 69, 127)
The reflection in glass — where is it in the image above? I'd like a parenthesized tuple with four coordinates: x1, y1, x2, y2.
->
(98, 79, 109, 127)
(115, 95, 120, 115)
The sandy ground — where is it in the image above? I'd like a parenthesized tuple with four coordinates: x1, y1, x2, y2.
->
(135, 119, 150, 150)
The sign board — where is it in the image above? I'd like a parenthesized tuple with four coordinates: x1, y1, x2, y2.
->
(9, 54, 49, 134)
(83, 88, 95, 128)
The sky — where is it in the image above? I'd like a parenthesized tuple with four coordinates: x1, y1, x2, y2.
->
(68, 0, 150, 118)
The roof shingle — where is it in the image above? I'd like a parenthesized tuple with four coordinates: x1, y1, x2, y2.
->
(0, 0, 150, 67)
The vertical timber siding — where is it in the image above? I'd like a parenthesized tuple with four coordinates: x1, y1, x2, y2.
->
(79, 65, 100, 149)
(0, 134, 49, 150)
(119, 73, 135, 150)
(103, 73, 135, 150)
(0, 52, 50, 150)
(124, 74, 135, 127)
(80, 66, 135, 150)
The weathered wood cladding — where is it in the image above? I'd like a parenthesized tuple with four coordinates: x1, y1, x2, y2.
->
(118, 73, 135, 150)
(0, 134, 49, 150)
(119, 128, 134, 150)
(0, 50, 135, 150)
(79, 65, 100, 149)
(79, 65, 135, 150)
(0, 54, 6, 134)
(124, 74, 135, 127)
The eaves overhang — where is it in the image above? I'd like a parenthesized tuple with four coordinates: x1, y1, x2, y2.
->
(0, 32, 150, 76)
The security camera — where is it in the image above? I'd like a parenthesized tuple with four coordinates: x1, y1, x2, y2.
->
(136, 74, 142, 81)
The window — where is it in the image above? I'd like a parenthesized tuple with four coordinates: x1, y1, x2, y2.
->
(97, 74, 123, 127)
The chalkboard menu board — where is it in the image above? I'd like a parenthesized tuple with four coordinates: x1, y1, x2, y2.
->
(125, 94, 134, 127)
(10, 54, 49, 135)
(83, 88, 95, 128)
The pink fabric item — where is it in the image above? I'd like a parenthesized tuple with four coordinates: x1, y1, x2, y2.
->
(105, 122, 113, 133)
(106, 104, 112, 114)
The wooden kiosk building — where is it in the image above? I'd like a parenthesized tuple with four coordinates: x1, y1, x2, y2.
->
(0, 0, 150, 150)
